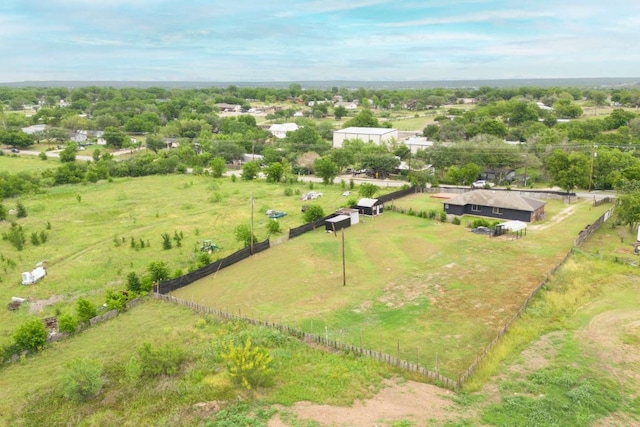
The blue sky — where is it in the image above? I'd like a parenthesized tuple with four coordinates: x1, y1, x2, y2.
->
(1, 0, 639, 82)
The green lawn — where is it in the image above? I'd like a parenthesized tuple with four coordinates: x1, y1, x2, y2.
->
(0, 153, 61, 172)
(174, 197, 611, 378)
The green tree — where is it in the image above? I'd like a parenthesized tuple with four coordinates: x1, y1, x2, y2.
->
(359, 183, 378, 198)
(76, 298, 97, 323)
(147, 261, 169, 283)
(209, 156, 227, 178)
(343, 109, 380, 128)
(126, 272, 142, 293)
(334, 105, 348, 120)
(59, 142, 78, 163)
(303, 204, 325, 223)
(313, 157, 338, 184)
(61, 358, 104, 401)
(145, 134, 166, 153)
(616, 191, 640, 232)
(545, 150, 590, 196)
(264, 162, 285, 183)
(241, 161, 259, 180)
(103, 126, 128, 148)
(13, 318, 48, 353)
(0, 203, 6, 221)
(234, 223, 256, 247)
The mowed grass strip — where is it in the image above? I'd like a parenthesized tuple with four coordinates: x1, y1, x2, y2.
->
(174, 199, 611, 377)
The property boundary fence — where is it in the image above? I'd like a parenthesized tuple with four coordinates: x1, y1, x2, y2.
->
(289, 214, 338, 239)
(456, 206, 614, 387)
(157, 239, 271, 294)
(153, 293, 458, 390)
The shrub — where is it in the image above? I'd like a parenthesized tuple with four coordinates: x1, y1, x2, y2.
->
(30, 232, 41, 246)
(126, 272, 142, 293)
(452, 217, 461, 225)
(471, 218, 492, 228)
(428, 209, 437, 219)
(161, 232, 172, 250)
(234, 224, 256, 248)
(13, 319, 48, 353)
(105, 290, 130, 311)
(38, 151, 47, 160)
(3, 222, 26, 251)
(222, 337, 274, 389)
(58, 313, 79, 334)
(0, 204, 6, 221)
(303, 204, 325, 223)
(196, 252, 211, 268)
(359, 183, 377, 198)
(266, 219, 281, 235)
(283, 187, 293, 197)
(76, 298, 97, 323)
(440, 211, 447, 222)
(61, 358, 104, 401)
(16, 202, 27, 218)
(137, 342, 186, 377)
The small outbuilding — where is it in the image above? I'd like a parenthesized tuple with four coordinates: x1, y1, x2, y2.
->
(336, 208, 360, 225)
(325, 214, 351, 232)
(357, 198, 383, 216)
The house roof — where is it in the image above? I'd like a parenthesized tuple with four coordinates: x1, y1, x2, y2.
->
(445, 190, 546, 212)
(335, 127, 397, 136)
(498, 220, 527, 232)
(268, 123, 299, 133)
(357, 198, 380, 208)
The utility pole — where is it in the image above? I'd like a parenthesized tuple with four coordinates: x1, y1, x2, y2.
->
(342, 228, 346, 287)
(589, 144, 597, 192)
(250, 191, 254, 254)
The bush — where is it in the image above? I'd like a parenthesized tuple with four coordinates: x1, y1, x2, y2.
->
(266, 219, 281, 235)
(105, 290, 130, 311)
(61, 358, 104, 401)
(234, 224, 256, 248)
(452, 217, 461, 225)
(76, 298, 97, 323)
(303, 204, 325, 223)
(16, 201, 27, 218)
(471, 218, 492, 228)
(58, 313, 79, 334)
(222, 337, 274, 389)
(440, 211, 447, 222)
(137, 342, 186, 377)
(283, 187, 293, 197)
(161, 232, 172, 250)
(148, 261, 170, 283)
(13, 319, 48, 353)
(196, 252, 211, 268)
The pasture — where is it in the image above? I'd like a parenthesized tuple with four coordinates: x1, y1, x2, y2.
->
(174, 195, 611, 378)
(0, 172, 365, 348)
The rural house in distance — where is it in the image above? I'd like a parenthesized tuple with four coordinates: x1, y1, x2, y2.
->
(443, 190, 546, 222)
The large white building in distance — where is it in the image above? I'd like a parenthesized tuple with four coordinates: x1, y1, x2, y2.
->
(332, 127, 398, 148)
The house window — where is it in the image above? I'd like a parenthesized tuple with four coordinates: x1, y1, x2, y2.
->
(471, 204, 481, 212)
(444, 203, 449, 209)
(492, 207, 503, 215)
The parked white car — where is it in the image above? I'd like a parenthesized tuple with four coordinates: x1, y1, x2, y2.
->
(472, 180, 495, 189)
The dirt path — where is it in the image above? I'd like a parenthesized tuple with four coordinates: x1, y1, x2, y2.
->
(529, 202, 578, 231)
(267, 378, 469, 427)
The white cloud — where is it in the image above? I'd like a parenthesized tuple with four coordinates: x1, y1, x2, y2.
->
(383, 9, 556, 27)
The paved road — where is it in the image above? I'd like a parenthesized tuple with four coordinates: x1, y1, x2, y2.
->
(2, 147, 137, 162)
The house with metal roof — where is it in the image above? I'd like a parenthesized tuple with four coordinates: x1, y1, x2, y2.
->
(443, 190, 546, 222)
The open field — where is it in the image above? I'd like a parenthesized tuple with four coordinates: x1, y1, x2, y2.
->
(0, 173, 372, 348)
(174, 196, 611, 378)
(0, 153, 61, 172)
(1, 205, 637, 427)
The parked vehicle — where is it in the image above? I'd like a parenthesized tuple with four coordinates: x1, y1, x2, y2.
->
(472, 180, 495, 189)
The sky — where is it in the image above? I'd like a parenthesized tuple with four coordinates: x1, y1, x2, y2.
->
(1, 0, 639, 83)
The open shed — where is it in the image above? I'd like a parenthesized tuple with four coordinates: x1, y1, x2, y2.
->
(357, 198, 383, 216)
(495, 220, 527, 239)
(325, 214, 351, 232)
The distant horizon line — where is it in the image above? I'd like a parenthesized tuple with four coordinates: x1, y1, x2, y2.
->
(1, 77, 639, 89)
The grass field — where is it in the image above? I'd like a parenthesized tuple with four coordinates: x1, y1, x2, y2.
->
(0, 173, 371, 349)
(0, 153, 61, 172)
(173, 196, 611, 378)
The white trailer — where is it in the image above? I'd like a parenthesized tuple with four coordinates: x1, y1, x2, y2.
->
(22, 266, 46, 285)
